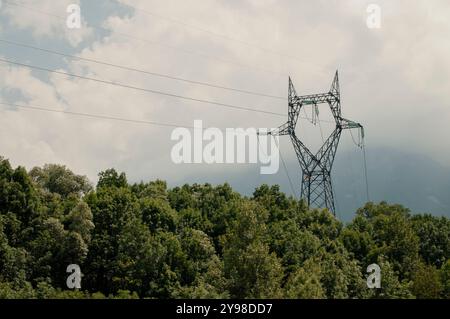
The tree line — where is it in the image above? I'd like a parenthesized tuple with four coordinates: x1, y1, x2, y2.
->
(0, 156, 449, 299)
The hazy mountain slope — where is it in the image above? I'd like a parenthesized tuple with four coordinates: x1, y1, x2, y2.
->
(178, 147, 450, 222)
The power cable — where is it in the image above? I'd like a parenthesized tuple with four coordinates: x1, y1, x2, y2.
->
(0, 101, 199, 129)
(0, 38, 286, 100)
(115, 0, 327, 72)
(0, 58, 285, 117)
(273, 137, 297, 197)
(2, 0, 287, 77)
(0, 58, 336, 123)
(362, 141, 370, 203)
(349, 129, 370, 203)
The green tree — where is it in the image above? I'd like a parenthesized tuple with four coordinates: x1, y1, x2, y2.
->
(223, 201, 282, 298)
(411, 262, 443, 299)
(0, 215, 29, 286)
(284, 259, 325, 299)
(373, 257, 414, 299)
(297, 208, 343, 243)
(29, 164, 92, 198)
(318, 249, 368, 299)
(340, 216, 374, 263)
(269, 219, 322, 271)
(411, 214, 450, 268)
(65, 201, 94, 244)
(0, 157, 41, 230)
(139, 197, 178, 233)
(2, 156, 450, 300)
(175, 230, 228, 298)
(131, 180, 168, 200)
(355, 202, 420, 277)
(97, 169, 128, 189)
(27, 217, 89, 287)
(440, 260, 450, 298)
(83, 186, 140, 294)
(253, 184, 294, 222)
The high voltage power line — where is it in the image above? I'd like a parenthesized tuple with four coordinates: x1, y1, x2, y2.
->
(114, 0, 326, 70)
(0, 1, 369, 214)
(0, 1, 335, 123)
(0, 39, 286, 100)
(0, 57, 336, 123)
(0, 58, 287, 117)
(0, 101, 297, 137)
(1, 100, 300, 202)
(2, 0, 288, 77)
(0, 101, 196, 129)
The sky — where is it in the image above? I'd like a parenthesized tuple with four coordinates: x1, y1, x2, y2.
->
(0, 0, 449, 220)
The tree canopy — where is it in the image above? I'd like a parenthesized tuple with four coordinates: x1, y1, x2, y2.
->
(0, 156, 449, 299)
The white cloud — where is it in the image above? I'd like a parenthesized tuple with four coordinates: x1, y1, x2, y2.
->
(3, 0, 93, 46)
(0, 0, 449, 184)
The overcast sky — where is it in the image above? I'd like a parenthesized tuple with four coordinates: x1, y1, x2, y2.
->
(0, 0, 449, 216)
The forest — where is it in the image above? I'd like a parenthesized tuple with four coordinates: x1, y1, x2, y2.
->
(0, 156, 449, 299)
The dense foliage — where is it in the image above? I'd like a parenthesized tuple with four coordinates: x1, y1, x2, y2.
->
(0, 157, 449, 299)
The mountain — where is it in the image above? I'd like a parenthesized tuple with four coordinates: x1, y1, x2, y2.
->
(178, 147, 450, 222)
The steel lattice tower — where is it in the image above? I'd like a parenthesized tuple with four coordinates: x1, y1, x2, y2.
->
(266, 71, 363, 215)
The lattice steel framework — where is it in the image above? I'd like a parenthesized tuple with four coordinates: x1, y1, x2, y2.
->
(266, 71, 363, 215)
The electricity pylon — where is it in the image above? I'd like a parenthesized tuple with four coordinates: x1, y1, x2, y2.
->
(263, 71, 363, 215)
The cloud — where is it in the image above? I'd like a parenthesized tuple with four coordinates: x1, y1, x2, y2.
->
(0, 0, 449, 189)
(2, 0, 93, 46)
